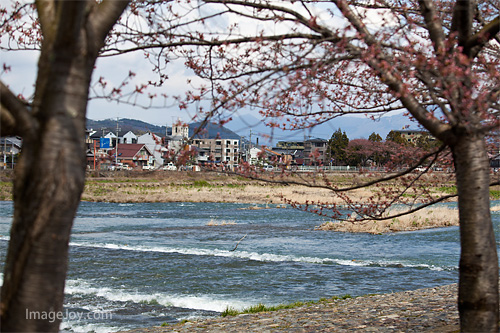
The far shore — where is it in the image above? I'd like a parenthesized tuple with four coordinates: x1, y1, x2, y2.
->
(78, 170, 462, 205)
(1, 170, 499, 233)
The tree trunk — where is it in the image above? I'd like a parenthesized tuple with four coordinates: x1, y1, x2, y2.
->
(453, 133, 499, 332)
(0, 122, 86, 332)
(0, 28, 92, 333)
(0, 2, 128, 331)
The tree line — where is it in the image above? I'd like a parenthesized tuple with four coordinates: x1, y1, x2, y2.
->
(327, 129, 441, 168)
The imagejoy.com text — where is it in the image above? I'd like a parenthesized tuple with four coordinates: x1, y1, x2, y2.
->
(26, 309, 112, 323)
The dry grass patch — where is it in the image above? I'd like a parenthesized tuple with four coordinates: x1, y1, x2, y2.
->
(316, 206, 459, 234)
(206, 219, 237, 226)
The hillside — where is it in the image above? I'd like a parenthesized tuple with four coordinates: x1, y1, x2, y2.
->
(86, 118, 166, 136)
(87, 114, 415, 144)
(224, 112, 419, 143)
(188, 121, 241, 140)
(86, 118, 242, 140)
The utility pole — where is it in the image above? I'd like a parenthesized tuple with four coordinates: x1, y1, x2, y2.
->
(248, 130, 253, 164)
(239, 136, 244, 163)
(3, 139, 6, 170)
(115, 118, 121, 167)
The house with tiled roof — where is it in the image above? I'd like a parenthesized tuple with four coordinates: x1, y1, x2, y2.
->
(108, 144, 155, 169)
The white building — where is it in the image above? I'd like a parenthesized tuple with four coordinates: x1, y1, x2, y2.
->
(137, 132, 165, 168)
(122, 131, 138, 144)
(191, 138, 240, 167)
(164, 123, 191, 159)
(104, 132, 118, 148)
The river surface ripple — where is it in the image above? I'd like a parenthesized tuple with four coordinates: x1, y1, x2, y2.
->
(0, 201, 499, 332)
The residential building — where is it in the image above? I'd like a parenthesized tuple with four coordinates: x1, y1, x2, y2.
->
(137, 132, 165, 168)
(303, 138, 328, 165)
(171, 122, 189, 138)
(122, 131, 138, 144)
(395, 130, 435, 145)
(165, 123, 190, 156)
(0, 137, 22, 169)
(248, 147, 263, 165)
(104, 131, 119, 147)
(108, 144, 155, 169)
(276, 141, 305, 150)
(164, 122, 241, 167)
(192, 138, 240, 167)
(272, 140, 306, 165)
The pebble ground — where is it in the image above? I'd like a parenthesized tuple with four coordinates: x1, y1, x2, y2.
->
(121, 284, 462, 332)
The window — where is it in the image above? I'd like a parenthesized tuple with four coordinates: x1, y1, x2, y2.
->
(216, 140, 222, 146)
(226, 149, 231, 154)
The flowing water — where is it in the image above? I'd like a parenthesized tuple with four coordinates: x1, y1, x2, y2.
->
(0, 200, 499, 332)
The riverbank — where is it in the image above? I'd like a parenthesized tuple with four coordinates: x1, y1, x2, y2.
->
(79, 170, 459, 205)
(120, 283, 461, 332)
(0, 170, 464, 205)
(1, 170, 498, 234)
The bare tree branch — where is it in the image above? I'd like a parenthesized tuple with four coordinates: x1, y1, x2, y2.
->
(418, 0, 445, 52)
(451, 0, 474, 55)
(34, 0, 56, 40)
(87, 0, 131, 54)
(333, 0, 456, 144)
(468, 15, 500, 58)
(230, 234, 247, 251)
(0, 81, 36, 137)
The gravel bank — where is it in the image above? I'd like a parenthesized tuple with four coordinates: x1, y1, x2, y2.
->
(120, 284, 461, 332)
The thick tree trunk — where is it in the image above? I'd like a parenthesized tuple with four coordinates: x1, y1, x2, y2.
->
(453, 134, 499, 332)
(0, 123, 86, 332)
(0, 30, 91, 333)
(0, 2, 128, 331)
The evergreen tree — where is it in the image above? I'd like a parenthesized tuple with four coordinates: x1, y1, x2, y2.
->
(327, 128, 349, 165)
(368, 132, 382, 142)
(414, 134, 441, 150)
(386, 130, 408, 146)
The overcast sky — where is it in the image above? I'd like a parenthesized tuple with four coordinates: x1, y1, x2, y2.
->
(0, 45, 414, 145)
(0, 1, 415, 144)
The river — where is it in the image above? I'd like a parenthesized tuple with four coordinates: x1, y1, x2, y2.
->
(0, 201, 499, 332)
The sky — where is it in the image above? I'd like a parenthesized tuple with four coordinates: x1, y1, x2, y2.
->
(1, 45, 415, 144)
(1, 48, 191, 126)
(0, 1, 416, 144)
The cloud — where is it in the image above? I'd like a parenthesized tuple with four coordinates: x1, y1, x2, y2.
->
(0, 49, 39, 99)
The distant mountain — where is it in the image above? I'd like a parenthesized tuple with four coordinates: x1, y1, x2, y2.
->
(187, 121, 242, 140)
(86, 118, 241, 140)
(224, 112, 420, 144)
(87, 113, 419, 146)
(86, 118, 166, 136)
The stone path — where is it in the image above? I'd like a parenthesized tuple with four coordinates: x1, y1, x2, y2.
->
(121, 284, 461, 332)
